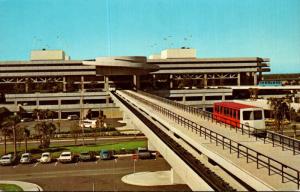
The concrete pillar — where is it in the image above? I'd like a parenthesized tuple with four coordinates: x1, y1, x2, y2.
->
(106, 96, 110, 104)
(104, 76, 109, 91)
(253, 72, 257, 85)
(222, 94, 225, 101)
(204, 74, 208, 88)
(153, 75, 156, 88)
(133, 75, 140, 90)
(63, 76, 67, 92)
(202, 94, 206, 111)
(237, 73, 241, 86)
(182, 95, 186, 104)
(25, 78, 29, 93)
(169, 74, 173, 89)
(80, 76, 84, 90)
(170, 168, 184, 184)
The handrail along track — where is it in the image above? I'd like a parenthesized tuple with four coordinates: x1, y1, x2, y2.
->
(121, 90, 300, 190)
(138, 90, 300, 155)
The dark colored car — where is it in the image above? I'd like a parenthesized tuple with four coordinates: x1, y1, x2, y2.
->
(136, 147, 151, 159)
(100, 150, 113, 160)
(79, 151, 96, 161)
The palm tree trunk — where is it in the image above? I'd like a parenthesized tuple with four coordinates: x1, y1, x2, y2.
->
(12, 126, 17, 158)
(25, 136, 28, 153)
(4, 134, 7, 154)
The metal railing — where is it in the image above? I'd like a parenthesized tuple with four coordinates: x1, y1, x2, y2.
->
(120, 90, 300, 189)
(137, 90, 300, 155)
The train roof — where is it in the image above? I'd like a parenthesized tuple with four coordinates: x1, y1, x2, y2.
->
(214, 102, 257, 109)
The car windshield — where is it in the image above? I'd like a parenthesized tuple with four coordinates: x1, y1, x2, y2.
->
(22, 155, 29, 158)
(61, 154, 71, 157)
(42, 154, 49, 157)
(138, 150, 148, 153)
(1, 157, 10, 160)
(81, 152, 89, 155)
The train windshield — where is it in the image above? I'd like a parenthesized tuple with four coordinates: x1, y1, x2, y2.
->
(243, 110, 263, 120)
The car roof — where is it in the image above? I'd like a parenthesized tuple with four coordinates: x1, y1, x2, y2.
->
(42, 152, 50, 155)
(2, 154, 12, 157)
(61, 151, 71, 154)
(22, 153, 31, 155)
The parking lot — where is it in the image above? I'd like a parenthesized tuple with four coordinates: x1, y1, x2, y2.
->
(0, 156, 191, 191)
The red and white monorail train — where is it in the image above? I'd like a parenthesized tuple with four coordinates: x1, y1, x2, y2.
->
(213, 102, 265, 130)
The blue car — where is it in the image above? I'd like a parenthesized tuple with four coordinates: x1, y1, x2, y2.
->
(100, 150, 113, 160)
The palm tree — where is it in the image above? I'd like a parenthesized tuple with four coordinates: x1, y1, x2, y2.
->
(34, 121, 56, 149)
(70, 121, 80, 145)
(0, 126, 11, 154)
(267, 97, 290, 133)
(2, 115, 21, 157)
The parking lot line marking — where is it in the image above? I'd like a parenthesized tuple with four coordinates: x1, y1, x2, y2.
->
(34, 162, 39, 167)
(54, 162, 58, 166)
(13, 165, 17, 168)
(95, 160, 98, 164)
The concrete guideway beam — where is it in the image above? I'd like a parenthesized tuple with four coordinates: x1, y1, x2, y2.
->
(120, 90, 276, 191)
(110, 92, 213, 191)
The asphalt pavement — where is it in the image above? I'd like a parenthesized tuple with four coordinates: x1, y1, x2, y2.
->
(0, 156, 191, 191)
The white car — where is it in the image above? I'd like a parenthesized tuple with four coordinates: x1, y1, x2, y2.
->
(40, 152, 51, 163)
(0, 154, 14, 166)
(80, 119, 97, 129)
(58, 151, 73, 163)
(20, 153, 33, 164)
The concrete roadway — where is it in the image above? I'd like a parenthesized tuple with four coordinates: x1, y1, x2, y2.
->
(0, 156, 190, 191)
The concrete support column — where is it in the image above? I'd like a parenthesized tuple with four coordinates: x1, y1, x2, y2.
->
(80, 76, 84, 90)
(253, 72, 257, 85)
(153, 75, 156, 88)
(182, 95, 186, 104)
(202, 94, 206, 111)
(58, 100, 62, 120)
(170, 168, 184, 184)
(169, 74, 173, 89)
(222, 94, 225, 101)
(63, 76, 67, 92)
(237, 73, 241, 86)
(106, 96, 110, 104)
(204, 74, 208, 88)
(133, 75, 140, 90)
(104, 76, 109, 91)
(25, 78, 29, 93)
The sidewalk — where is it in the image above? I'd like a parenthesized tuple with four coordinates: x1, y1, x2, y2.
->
(0, 180, 43, 191)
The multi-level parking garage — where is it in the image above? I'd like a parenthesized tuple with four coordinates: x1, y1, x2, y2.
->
(0, 47, 277, 118)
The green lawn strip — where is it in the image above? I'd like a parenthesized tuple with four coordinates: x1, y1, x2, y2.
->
(51, 140, 147, 158)
(0, 184, 24, 192)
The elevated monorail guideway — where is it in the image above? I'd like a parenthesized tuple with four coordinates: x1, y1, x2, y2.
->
(117, 90, 300, 191)
(110, 91, 235, 191)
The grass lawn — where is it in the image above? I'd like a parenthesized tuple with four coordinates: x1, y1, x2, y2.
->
(0, 140, 147, 158)
(0, 184, 23, 192)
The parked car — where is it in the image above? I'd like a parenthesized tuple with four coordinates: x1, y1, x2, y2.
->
(20, 153, 33, 164)
(21, 118, 33, 122)
(0, 154, 15, 166)
(40, 152, 51, 163)
(79, 151, 96, 161)
(100, 150, 113, 160)
(58, 151, 73, 163)
(67, 115, 79, 120)
(136, 147, 151, 159)
(80, 119, 97, 129)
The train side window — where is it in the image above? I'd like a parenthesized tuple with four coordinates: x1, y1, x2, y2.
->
(232, 110, 236, 119)
(243, 111, 252, 120)
(254, 110, 263, 120)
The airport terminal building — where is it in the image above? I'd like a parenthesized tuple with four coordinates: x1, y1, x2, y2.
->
(0, 48, 275, 119)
